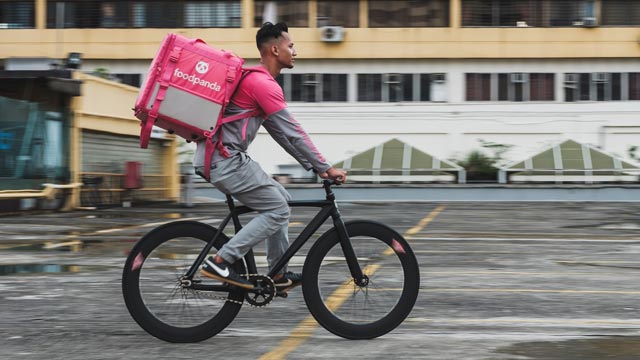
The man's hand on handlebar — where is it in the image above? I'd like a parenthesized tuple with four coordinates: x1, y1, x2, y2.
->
(318, 167, 347, 184)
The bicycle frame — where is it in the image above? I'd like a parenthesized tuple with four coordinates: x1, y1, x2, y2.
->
(185, 181, 366, 290)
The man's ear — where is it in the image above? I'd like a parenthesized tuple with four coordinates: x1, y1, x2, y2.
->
(271, 44, 279, 56)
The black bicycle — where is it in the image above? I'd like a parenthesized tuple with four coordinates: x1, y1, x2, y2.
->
(122, 180, 419, 342)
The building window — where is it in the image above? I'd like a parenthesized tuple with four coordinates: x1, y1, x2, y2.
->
(466, 73, 491, 101)
(321, 74, 348, 101)
(113, 74, 142, 87)
(548, 0, 595, 27)
(369, 0, 449, 27)
(254, 1, 308, 27)
(277, 73, 347, 102)
(132, 2, 181, 28)
(462, 0, 542, 27)
(0, 1, 34, 29)
(462, 0, 599, 27)
(358, 74, 382, 101)
(601, 0, 640, 26)
(358, 73, 446, 102)
(468, 73, 554, 101)
(46, 0, 241, 28)
(386, 74, 413, 102)
(529, 73, 555, 101)
(183, 1, 241, 28)
(630, 73, 640, 100)
(564, 73, 625, 102)
(317, 0, 359, 27)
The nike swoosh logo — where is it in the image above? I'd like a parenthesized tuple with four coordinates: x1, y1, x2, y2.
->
(206, 259, 230, 278)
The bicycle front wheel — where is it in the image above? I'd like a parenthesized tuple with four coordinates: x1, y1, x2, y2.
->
(302, 220, 419, 339)
(122, 221, 245, 343)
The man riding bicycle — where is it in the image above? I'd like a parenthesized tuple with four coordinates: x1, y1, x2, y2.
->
(194, 22, 347, 290)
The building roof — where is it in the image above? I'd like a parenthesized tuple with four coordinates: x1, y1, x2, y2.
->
(333, 138, 464, 183)
(499, 139, 640, 179)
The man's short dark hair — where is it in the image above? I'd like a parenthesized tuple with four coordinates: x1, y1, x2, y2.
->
(256, 22, 289, 50)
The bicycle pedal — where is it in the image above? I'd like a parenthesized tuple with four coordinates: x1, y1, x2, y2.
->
(275, 291, 288, 298)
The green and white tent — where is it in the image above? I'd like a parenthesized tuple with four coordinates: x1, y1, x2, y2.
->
(498, 139, 640, 183)
(333, 138, 466, 183)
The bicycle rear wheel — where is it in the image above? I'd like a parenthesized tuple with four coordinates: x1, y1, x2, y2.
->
(122, 221, 245, 343)
(302, 220, 419, 339)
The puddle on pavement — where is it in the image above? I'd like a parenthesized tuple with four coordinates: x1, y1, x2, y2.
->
(82, 212, 185, 219)
(0, 263, 107, 276)
(496, 336, 640, 360)
(0, 239, 136, 257)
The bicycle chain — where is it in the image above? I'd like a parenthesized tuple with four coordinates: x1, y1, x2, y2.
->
(190, 274, 273, 308)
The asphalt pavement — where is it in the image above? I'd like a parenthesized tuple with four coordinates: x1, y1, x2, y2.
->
(1, 199, 640, 359)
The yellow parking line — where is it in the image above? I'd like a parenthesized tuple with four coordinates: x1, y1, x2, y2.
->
(406, 318, 640, 326)
(75, 216, 209, 237)
(260, 206, 445, 360)
(259, 264, 381, 360)
(405, 205, 446, 236)
(314, 288, 640, 294)
(426, 288, 640, 295)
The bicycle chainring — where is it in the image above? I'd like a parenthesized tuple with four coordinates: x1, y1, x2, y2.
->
(244, 275, 276, 307)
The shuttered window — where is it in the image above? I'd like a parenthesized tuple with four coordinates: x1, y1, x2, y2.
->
(46, 0, 241, 28)
(601, 0, 640, 26)
(254, 0, 308, 27)
(369, 0, 449, 27)
(0, 1, 34, 28)
(462, 0, 543, 27)
(317, 0, 359, 27)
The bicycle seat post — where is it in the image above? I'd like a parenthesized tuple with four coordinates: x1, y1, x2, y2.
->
(225, 194, 243, 233)
(225, 194, 235, 211)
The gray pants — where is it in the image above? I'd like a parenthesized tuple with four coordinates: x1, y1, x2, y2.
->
(198, 153, 292, 274)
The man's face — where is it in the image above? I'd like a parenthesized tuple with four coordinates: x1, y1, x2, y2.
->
(275, 32, 297, 69)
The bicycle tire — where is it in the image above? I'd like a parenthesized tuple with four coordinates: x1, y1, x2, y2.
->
(122, 221, 245, 342)
(302, 220, 419, 339)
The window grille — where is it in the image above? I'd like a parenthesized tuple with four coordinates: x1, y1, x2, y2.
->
(278, 73, 347, 102)
(317, 0, 359, 27)
(46, 0, 241, 28)
(601, 0, 640, 26)
(462, 0, 601, 27)
(469, 73, 553, 101)
(0, 1, 34, 29)
(254, 1, 308, 27)
(462, 0, 542, 27)
(466, 74, 491, 101)
(369, 0, 449, 27)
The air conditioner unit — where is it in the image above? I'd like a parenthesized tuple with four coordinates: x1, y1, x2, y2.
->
(510, 73, 526, 83)
(384, 73, 401, 84)
(431, 73, 446, 83)
(564, 73, 578, 83)
(592, 72, 608, 82)
(582, 17, 598, 27)
(320, 26, 345, 43)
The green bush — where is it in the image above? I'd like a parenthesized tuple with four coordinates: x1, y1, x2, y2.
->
(458, 150, 498, 182)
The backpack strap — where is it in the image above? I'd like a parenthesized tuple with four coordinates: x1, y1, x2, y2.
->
(140, 46, 182, 148)
(200, 68, 263, 182)
(199, 109, 263, 182)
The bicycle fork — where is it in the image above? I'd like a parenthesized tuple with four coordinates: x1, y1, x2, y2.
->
(332, 208, 368, 287)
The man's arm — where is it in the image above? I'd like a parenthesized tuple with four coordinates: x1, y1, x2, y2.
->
(262, 108, 346, 183)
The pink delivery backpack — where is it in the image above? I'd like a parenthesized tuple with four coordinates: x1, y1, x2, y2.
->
(134, 33, 260, 181)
